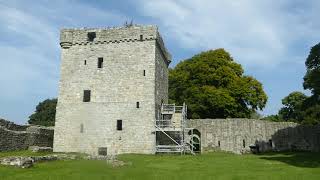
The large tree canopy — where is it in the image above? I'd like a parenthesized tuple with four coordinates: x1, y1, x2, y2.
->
(304, 43, 320, 96)
(302, 43, 320, 124)
(28, 98, 57, 126)
(169, 49, 268, 119)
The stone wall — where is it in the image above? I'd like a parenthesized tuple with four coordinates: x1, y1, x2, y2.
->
(187, 119, 320, 154)
(0, 119, 54, 152)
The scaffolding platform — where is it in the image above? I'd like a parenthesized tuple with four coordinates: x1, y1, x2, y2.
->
(155, 103, 196, 155)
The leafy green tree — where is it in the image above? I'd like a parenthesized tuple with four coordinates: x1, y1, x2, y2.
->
(169, 49, 268, 119)
(278, 91, 307, 122)
(262, 43, 320, 124)
(303, 43, 320, 96)
(301, 104, 320, 125)
(28, 98, 57, 126)
(261, 115, 280, 122)
(301, 43, 320, 124)
(250, 111, 263, 119)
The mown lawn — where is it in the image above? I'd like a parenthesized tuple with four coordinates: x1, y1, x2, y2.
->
(0, 151, 319, 180)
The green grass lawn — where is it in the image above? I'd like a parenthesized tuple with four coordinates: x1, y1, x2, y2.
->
(0, 151, 319, 180)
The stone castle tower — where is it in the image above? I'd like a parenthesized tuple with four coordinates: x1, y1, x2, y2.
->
(53, 25, 171, 155)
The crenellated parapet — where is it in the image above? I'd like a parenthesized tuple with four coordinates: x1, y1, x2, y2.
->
(60, 25, 171, 64)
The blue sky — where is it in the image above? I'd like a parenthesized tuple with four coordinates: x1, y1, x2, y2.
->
(0, 0, 319, 124)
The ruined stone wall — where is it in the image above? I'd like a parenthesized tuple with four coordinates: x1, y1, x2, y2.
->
(187, 119, 320, 154)
(54, 25, 171, 155)
(0, 119, 27, 131)
(0, 119, 54, 152)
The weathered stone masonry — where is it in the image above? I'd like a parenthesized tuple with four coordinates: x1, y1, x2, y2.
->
(54, 25, 171, 155)
(187, 119, 320, 154)
(0, 119, 54, 152)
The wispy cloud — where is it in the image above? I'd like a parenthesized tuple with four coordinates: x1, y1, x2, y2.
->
(0, 0, 319, 123)
(136, 0, 320, 68)
(0, 0, 127, 124)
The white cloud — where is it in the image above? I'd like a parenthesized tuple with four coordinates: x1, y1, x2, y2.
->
(137, 0, 320, 68)
(0, 0, 127, 123)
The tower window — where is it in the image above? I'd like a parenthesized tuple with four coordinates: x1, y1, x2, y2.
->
(84, 60, 87, 65)
(83, 90, 91, 102)
(243, 139, 245, 148)
(98, 147, 107, 156)
(87, 32, 96, 41)
(117, 120, 122, 131)
(143, 70, 146, 76)
(218, 141, 220, 147)
(140, 35, 143, 41)
(136, 102, 140, 108)
(98, 57, 103, 68)
(80, 124, 84, 133)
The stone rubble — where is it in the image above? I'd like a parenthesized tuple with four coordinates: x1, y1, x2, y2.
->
(29, 146, 53, 153)
(0, 154, 125, 168)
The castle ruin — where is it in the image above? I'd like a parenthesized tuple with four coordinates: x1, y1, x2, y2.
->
(53, 25, 320, 155)
(53, 25, 188, 155)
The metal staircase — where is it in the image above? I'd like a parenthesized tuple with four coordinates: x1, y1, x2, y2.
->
(155, 103, 195, 154)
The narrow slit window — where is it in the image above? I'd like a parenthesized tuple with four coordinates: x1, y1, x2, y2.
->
(83, 90, 91, 102)
(136, 102, 140, 108)
(143, 70, 146, 76)
(218, 141, 220, 147)
(140, 34, 143, 41)
(84, 60, 87, 65)
(269, 139, 273, 147)
(98, 57, 103, 68)
(87, 32, 96, 41)
(80, 124, 84, 133)
(117, 120, 122, 131)
(243, 139, 245, 148)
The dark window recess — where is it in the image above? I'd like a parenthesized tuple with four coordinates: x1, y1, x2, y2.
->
(117, 120, 122, 131)
(98, 147, 107, 156)
(269, 139, 273, 147)
(98, 57, 103, 68)
(84, 60, 87, 65)
(218, 141, 221, 147)
(83, 90, 91, 102)
(243, 139, 245, 148)
(136, 102, 140, 108)
(87, 32, 96, 41)
(140, 34, 143, 41)
(143, 70, 146, 76)
(80, 124, 84, 133)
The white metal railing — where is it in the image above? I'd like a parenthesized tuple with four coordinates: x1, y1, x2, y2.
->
(175, 106, 183, 113)
(156, 145, 184, 153)
(161, 104, 185, 113)
(161, 104, 175, 112)
(156, 119, 181, 129)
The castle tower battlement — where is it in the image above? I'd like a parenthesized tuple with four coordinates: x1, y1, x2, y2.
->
(60, 25, 171, 64)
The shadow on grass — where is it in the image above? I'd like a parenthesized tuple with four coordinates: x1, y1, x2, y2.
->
(257, 152, 320, 168)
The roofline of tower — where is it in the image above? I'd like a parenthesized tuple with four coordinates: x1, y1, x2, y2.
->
(60, 24, 171, 64)
(60, 24, 157, 31)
